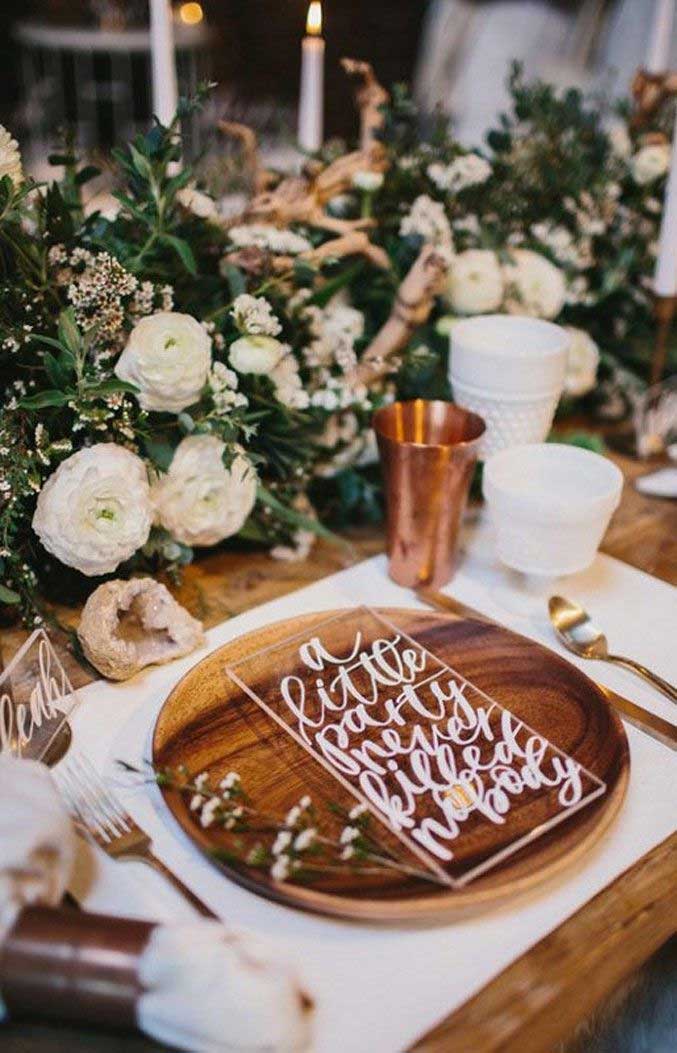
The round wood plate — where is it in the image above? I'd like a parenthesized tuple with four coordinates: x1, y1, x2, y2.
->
(152, 609, 629, 920)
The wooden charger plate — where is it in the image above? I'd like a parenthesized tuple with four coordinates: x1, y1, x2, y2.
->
(152, 608, 629, 920)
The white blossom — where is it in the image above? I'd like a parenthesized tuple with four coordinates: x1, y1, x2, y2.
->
(351, 170, 384, 192)
(349, 803, 368, 820)
(115, 312, 212, 413)
(447, 250, 504, 314)
(152, 435, 256, 546)
(270, 351, 310, 410)
(563, 327, 600, 397)
(0, 125, 22, 185)
(200, 798, 221, 828)
(272, 830, 293, 856)
(427, 154, 491, 193)
(339, 826, 360, 845)
(32, 444, 152, 576)
(399, 195, 454, 258)
(293, 828, 316, 852)
(176, 185, 219, 221)
(229, 335, 285, 375)
(231, 294, 282, 337)
(502, 249, 566, 320)
(631, 143, 670, 185)
(270, 855, 291, 881)
(227, 224, 313, 256)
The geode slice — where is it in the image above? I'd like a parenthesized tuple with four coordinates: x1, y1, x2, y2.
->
(77, 578, 205, 681)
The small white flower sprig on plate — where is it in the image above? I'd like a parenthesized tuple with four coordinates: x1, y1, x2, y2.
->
(147, 764, 445, 887)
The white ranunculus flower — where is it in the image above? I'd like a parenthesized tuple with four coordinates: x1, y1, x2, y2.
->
(32, 445, 152, 576)
(152, 436, 256, 546)
(564, 327, 600, 397)
(447, 250, 504, 314)
(428, 154, 491, 193)
(115, 312, 212, 413)
(503, 249, 566, 320)
(0, 125, 22, 185)
(351, 170, 384, 192)
(229, 335, 285, 375)
(631, 143, 670, 185)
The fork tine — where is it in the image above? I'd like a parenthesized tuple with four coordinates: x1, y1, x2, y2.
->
(72, 755, 132, 834)
(54, 762, 111, 842)
(55, 754, 127, 842)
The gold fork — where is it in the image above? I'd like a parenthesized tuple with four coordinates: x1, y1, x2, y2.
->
(53, 753, 216, 918)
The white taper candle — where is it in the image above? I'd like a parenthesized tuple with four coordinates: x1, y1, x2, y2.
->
(298, 2, 325, 153)
(646, 0, 675, 73)
(654, 116, 677, 296)
(149, 0, 179, 126)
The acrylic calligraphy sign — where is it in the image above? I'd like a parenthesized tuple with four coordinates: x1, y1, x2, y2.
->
(0, 629, 79, 761)
(225, 607, 607, 887)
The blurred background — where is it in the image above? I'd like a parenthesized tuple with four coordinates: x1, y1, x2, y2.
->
(0, 1, 672, 175)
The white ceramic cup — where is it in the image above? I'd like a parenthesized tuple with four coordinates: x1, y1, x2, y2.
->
(482, 443, 624, 576)
(449, 314, 569, 460)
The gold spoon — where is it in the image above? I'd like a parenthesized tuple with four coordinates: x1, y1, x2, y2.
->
(548, 596, 677, 703)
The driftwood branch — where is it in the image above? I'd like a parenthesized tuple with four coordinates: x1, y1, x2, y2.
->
(217, 120, 272, 193)
(341, 57, 390, 154)
(630, 69, 677, 131)
(350, 245, 450, 386)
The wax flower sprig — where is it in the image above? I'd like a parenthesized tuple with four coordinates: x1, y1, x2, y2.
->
(141, 763, 445, 887)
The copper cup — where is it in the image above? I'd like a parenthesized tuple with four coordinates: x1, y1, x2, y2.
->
(373, 399, 485, 589)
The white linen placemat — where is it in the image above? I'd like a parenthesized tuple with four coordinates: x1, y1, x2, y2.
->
(67, 533, 677, 1053)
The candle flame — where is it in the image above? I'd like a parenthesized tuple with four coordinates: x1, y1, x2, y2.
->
(179, 2, 203, 25)
(306, 1, 322, 36)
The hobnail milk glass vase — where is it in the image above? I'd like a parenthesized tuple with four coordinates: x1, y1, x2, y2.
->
(449, 315, 569, 461)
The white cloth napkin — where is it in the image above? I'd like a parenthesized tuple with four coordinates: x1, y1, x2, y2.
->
(0, 755, 74, 941)
(138, 924, 312, 1053)
(0, 754, 312, 1050)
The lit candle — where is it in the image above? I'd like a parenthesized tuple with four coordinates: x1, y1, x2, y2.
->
(298, 2, 325, 153)
(149, 0, 179, 126)
(646, 0, 675, 73)
(654, 120, 677, 296)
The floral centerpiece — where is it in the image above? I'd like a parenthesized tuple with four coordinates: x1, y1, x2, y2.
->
(0, 67, 673, 626)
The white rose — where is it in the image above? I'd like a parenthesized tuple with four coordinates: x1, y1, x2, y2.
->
(631, 143, 670, 185)
(351, 171, 384, 192)
(503, 249, 566, 320)
(564, 327, 600, 397)
(115, 312, 212, 413)
(229, 335, 285, 375)
(176, 185, 219, 221)
(447, 250, 504, 314)
(152, 435, 257, 547)
(428, 154, 491, 192)
(32, 444, 152, 576)
(0, 125, 22, 185)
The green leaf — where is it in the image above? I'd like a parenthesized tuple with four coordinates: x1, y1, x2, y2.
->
(161, 234, 197, 274)
(43, 351, 69, 389)
(144, 436, 176, 471)
(221, 263, 246, 300)
(0, 584, 20, 605)
(74, 165, 101, 186)
(129, 143, 154, 181)
(87, 379, 139, 396)
(256, 485, 355, 555)
(178, 412, 195, 434)
(57, 309, 82, 355)
(18, 390, 71, 410)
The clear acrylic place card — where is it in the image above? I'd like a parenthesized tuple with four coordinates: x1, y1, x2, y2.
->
(0, 629, 78, 762)
(225, 606, 606, 888)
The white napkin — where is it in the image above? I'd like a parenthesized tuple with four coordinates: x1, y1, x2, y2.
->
(137, 924, 313, 1053)
(0, 754, 312, 1050)
(0, 755, 74, 939)
(0, 754, 75, 1023)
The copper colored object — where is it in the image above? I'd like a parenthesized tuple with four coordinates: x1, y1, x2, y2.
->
(373, 399, 485, 589)
(0, 905, 154, 1029)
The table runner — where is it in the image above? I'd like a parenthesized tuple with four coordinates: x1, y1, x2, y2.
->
(65, 525, 677, 1053)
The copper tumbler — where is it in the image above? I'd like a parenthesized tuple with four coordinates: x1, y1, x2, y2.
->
(373, 399, 485, 589)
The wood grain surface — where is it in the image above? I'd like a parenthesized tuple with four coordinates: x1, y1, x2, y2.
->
(0, 445, 674, 1050)
(153, 608, 628, 919)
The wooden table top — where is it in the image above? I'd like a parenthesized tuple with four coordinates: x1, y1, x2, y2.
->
(1, 445, 675, 1052)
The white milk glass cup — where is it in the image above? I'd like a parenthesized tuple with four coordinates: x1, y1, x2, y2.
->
(449, 315, 569, 460)
(482, 443, 624, 576)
